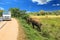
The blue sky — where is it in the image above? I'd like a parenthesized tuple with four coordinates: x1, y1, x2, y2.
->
(0, 0, 60, 12)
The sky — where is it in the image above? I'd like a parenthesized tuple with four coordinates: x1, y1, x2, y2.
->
(0, 0, 60, 12)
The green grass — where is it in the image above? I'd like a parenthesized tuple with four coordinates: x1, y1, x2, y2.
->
(17, 17, 60, 40)
(40, 18, 60, 40)
(17, 17, 46, 40)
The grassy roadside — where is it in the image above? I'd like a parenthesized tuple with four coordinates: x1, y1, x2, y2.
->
(16, 17, 60, 40)
(16, 17, 27, 40)
(17, 17, 45, 40)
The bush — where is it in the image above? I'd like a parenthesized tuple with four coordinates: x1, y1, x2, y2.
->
(21, 14, 29, 19)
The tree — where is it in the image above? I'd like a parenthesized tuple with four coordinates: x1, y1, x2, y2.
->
(9, 8, 20, 17)
(55, 10, 60, 15)
(39, 10, 45, 15)
(0, 10, 3, 17)
(9, 8, 26, 18)
(20, 10, 26, 16)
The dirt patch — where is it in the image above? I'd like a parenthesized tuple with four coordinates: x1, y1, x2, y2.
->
(0, 18, 26, 40)
(0, 18, 18, 40)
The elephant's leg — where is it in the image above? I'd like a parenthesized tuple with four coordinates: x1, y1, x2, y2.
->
(32, 23, 35, 28)
(37, 26, 41, 32)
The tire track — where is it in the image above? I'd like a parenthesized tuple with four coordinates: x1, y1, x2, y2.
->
(0, 21, 7, 29)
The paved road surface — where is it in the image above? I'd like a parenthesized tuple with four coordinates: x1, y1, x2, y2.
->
(0, 18, 18, 40)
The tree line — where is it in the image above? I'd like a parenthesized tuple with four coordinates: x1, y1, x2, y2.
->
(28, 10, 60, 16)
(0, 8, 28, 18)
(0, 8, 60, 18)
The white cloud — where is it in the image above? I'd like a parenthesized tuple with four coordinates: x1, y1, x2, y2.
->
(53, 4, 60, 6)
(0, 7, 4, 10)
(57, 4, 60, 6)
(32, 0, 52, 5)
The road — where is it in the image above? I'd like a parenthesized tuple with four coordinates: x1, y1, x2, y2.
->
(0, 18, 18, 40)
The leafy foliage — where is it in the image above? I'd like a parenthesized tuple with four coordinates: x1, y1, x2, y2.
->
(9, 8, 27, 18)
(0, 10, 3, 17)
(9, 8, 21, 17)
